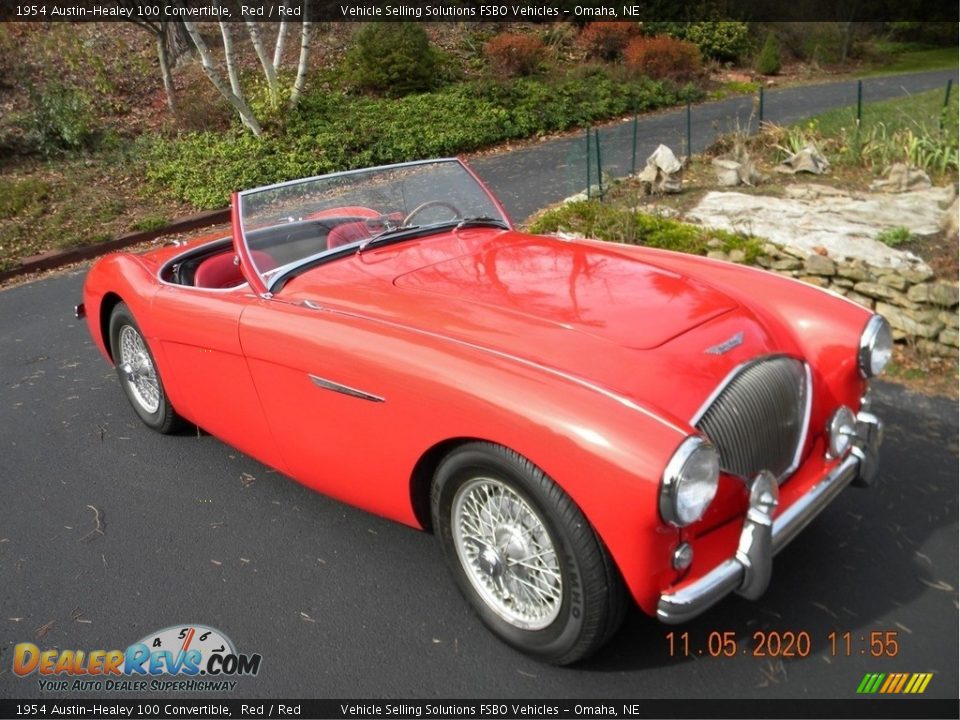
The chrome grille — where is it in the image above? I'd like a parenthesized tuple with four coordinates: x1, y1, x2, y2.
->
(694, 357, 808, 480)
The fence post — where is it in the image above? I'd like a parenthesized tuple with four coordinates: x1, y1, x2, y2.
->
(585, 127, 591, 200)
(686, 103, 692, 157)
(594, 129, 604, 199)
(942, 79, 953, 132)
(857, 80, 863, 124)
(758, 87, 764, 130)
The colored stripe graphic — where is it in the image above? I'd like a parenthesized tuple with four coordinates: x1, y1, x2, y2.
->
(857, 673, 933, 694)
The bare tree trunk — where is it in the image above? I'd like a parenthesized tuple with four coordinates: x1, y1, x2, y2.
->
(129, 17, 181, 113)
(273, 14, 290, 71)
(288, 15, 313, 111)
(156, 34, 176, 112)
(219, 21, 243, 99)
(839, 21, 854, 64)
(182, 20, 262, 136)
(246, 21, 279, 96)
(164, 20, 192, 68)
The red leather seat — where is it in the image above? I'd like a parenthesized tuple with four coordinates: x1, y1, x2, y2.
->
(326, 221, 375, 249)
(194, 251, 274, 289)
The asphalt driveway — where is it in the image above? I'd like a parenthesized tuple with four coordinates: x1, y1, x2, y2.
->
(0, 68, 957, 706)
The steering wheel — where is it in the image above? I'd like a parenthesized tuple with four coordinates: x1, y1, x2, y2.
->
(403, 201, 463, 227)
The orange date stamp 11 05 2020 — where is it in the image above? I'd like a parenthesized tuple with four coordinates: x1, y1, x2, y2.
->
(665, 629, 901, 659)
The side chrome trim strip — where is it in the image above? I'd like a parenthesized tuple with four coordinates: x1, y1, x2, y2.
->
(308, 374, 384, 404)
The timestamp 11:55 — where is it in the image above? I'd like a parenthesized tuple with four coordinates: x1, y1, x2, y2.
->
(665, 630, 900, 658)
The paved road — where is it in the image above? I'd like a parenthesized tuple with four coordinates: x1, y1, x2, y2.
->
(472, 68, 959, 221)
(0, 69, 957, 704)
(0, 270, 956, 701)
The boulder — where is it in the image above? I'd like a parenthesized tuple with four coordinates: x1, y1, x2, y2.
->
(804, 254, 836, 276)
(870, 163, 933, 193)
(940, 196, 959, 239)
(775, 143, 830, 175)
(638, 144, 684, 194)
(907, 282, 960, 307)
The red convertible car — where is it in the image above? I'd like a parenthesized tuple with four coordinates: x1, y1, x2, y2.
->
(78, 158, 888, 664)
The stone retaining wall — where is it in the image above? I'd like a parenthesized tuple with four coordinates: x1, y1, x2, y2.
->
(705, 241, 959, 357)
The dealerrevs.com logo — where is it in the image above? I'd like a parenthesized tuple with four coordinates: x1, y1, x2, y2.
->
(13, 624, 261, 692)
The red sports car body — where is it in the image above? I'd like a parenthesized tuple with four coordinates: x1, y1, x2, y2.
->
(79, 158, 888, 664)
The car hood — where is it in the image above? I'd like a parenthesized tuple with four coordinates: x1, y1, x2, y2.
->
(285, 231, 793, 425)
(394, 237, 737, 350)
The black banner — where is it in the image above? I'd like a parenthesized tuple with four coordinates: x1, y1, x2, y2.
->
(1, 699, 959, 720)
(0, 0, 957, 23)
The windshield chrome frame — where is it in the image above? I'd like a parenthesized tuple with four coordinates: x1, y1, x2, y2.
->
(233, 157, 511, 297)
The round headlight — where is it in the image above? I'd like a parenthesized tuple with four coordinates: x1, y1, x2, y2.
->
(660, 436, 720, 527)
(826, 405, 856, 459)
(859, 315, 893, 378)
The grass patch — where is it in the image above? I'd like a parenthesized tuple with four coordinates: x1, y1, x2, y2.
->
(783, 87, 959, 180)
(130, 215, 170, 232)
(708, 80, 760, 100)
(876, 226, 913, 247)
(859, 46, 959, 77)
(810, 87, 958, 138)
(529, 198, 763, 261)
(0, 149, 187, 272)
(0, 177, 50, 218)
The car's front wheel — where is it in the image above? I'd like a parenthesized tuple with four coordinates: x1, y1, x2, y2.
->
(431, 442, 626, 665)
(109, 303, 183, 434)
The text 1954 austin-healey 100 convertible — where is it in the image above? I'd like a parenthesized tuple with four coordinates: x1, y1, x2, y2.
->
(77, 158, 889, 664)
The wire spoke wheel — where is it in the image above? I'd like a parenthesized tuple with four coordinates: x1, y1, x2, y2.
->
(452, 477, 562, 630)
(109, 302, 182, 434)
(118, 324, 161, 413)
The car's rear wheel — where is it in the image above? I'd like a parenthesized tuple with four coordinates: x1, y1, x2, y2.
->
(109, 303, 183, 434)
(431, 442, 626, 665)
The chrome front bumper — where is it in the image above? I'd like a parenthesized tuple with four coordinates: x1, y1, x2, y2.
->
(657, 411, 883, 624)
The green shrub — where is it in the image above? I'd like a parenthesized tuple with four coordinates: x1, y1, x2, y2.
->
(625, 35, 701, 82)
(643, 22, 750, 62)
(756, 33, 782, 76)
(484, 32, 546, 78)
(144, 73, 702, 209)
(27, 82, 99, 155)
(346, 22, 440, 97)
(530, 200, 762, 260)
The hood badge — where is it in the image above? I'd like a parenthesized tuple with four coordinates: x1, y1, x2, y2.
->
(705, 331, 744, 355)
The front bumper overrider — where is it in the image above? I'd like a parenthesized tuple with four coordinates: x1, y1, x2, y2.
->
(657, 410, 883, 624)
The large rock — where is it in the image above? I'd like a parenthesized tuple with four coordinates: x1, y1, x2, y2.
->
(917, 340, 957, 357)
(854, 282, 917, 308)
(939, 328, 959, 347)
(775, 143, 830, 175)
(941, 196, 959, 239)
(685, 187, 947, 271)
(876, 302, 944, 338)
(638, 144, 684, 194)
(869, 163, 933, 193)
(907, 282, 960, 307)
(938, 310, 959, 329)
(804, 254, 836, 276)
(878, 274, 909, 291)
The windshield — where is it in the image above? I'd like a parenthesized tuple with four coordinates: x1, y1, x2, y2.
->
(235, 158, 509, 292)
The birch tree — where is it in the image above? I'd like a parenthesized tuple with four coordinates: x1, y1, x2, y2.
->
(273, 12, 290, 71)
(246, 21, 280, 97)
(288, 17, 314, 110)
(181, 20, 263, 136)
(172, 4, 313, 134)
